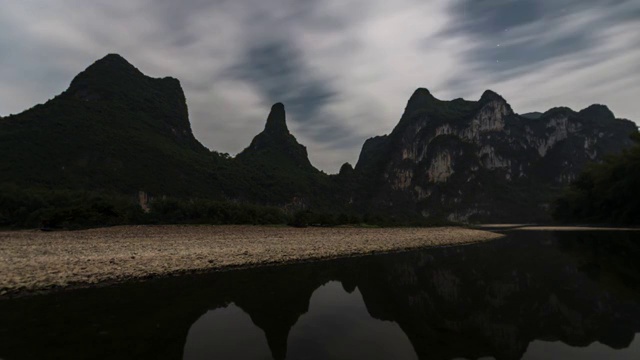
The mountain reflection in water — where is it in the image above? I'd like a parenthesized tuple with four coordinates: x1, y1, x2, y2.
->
(185, 282, 417, 360)
(1, 230, 640, 360)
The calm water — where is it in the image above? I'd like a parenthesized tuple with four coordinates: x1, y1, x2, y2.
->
(1, 230, 640, 360)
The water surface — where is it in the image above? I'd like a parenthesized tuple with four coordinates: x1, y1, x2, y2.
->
(1, 230, 639, 360)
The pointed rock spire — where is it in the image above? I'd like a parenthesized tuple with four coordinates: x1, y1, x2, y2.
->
(237, 102, 314, 171)
(264, 102, 289, 135)
(264, 331, 288, 360)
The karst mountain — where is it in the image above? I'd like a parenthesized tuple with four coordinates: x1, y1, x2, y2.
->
(1, 54, 636, 222)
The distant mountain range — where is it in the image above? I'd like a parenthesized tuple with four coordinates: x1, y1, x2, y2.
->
(1, 54, 637, 222)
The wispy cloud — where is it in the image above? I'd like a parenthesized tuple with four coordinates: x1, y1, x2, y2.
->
(0, 0, 638, 172)
(441, 0, 640, 118)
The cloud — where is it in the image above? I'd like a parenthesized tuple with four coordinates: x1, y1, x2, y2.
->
(0, 0, 638, 173)
(229, 40, 336, 125)
(440, 0, 640, 118)
(444, 0, 638, 73)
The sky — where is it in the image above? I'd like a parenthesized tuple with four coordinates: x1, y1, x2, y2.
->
(1, 0, 639, 173)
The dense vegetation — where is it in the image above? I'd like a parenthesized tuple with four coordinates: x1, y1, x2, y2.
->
(0, 185, 143, 229)
(0, 184, 450, 229)
(553, 133, 640, 225)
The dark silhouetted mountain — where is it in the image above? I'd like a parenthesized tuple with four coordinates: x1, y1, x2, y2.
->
(1, 55, 638, 224)
(338, 162, 354, 177)
(0, 55, 327, 208)
(233, 103, 336, 207)
(237, 103, 314, 172)
(347, 89, 637, 222)
(520, 111, 543, 119)
(66, 53, 202, 150)
(0, 54, 228, 198)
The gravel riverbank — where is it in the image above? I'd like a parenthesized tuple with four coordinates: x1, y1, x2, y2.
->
(0, 225, 502, 297)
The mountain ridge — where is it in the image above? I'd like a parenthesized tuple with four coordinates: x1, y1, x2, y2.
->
(1, 54, 637, 224)
(346, 88, 636, 222)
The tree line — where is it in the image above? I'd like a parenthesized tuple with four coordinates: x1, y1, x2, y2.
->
(553, 133, 640, 225)
(0, 184, 449, 230)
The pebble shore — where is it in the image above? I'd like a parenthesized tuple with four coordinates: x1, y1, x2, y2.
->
(0, 225, 502, 297)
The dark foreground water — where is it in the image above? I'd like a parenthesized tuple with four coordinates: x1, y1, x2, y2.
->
(1, 230, 640, 360)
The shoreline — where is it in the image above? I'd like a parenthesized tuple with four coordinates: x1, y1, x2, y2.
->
(0, 225, 502, 298)
(1, 239, 493, 300)
(476, 224, 640, 231)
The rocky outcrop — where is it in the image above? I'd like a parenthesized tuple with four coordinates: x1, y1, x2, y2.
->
(351, 89, 637, 222)
(233, 103, 339, 207)
(237, 103, 314, 171)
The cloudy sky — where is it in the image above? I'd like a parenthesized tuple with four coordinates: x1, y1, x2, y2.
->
(1, 0, 639, 172)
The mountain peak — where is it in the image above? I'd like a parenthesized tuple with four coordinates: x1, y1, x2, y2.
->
(81, 53, 141, 78)
(66, 53, 145, 101)
(479, 89, 514, 118)
(238, 103, 314, 171)
(401, 88, 437, 119)
(408, 88, 436, 104)
(264, 103, 288, 134)
(411, 87, 434, 98)
(339, 162, 354, 176)
(97, 53, 131, 64)
(60, 55, 202, 150)
(579, 104, 615, 122)
(479, 89, 505, 103)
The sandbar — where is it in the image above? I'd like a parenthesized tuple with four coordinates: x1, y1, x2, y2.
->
(0, 225, 502, 297)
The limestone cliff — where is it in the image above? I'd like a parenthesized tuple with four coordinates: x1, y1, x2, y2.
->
(351, 89, 637, 222)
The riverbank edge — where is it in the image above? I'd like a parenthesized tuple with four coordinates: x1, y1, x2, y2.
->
(0, 226, 503, 299)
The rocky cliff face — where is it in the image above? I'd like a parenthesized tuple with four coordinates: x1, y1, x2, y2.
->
(352, 89, 637, 222)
